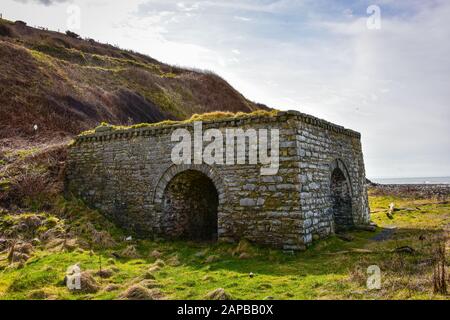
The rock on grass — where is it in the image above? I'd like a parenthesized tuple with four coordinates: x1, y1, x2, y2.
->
(205, 288, 232, 300)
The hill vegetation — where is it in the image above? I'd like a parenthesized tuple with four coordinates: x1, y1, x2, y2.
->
(0, 18, 266, 143)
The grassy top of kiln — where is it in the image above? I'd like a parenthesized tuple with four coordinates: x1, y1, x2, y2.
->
(78, 110, 280, 136)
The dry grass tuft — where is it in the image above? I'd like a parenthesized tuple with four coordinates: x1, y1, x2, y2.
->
(120, 245, 139, 258)
(205, 288, 232, 300)
(0, 19, 266, 141)
(119, 284, 162, 300)
(65, 271, 100, 294)
(432, 235, 448, 295)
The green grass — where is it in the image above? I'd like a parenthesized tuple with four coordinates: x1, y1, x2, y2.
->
(0, 194, 448, 300)
(369, 192, 449, 230)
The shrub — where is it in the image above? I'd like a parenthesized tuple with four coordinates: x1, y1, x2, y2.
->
(0, 24, 13, 37)
(65, 30, 80, 39)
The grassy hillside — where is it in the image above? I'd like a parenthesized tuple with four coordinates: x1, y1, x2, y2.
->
(0, 18, 265, 141)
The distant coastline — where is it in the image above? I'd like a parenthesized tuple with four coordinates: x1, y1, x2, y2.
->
(371, 177, 450, 185)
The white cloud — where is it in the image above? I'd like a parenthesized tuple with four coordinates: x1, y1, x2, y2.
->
(234, 16, 252, 22)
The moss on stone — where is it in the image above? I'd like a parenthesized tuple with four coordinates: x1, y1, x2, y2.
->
(78, 110, 279, 137)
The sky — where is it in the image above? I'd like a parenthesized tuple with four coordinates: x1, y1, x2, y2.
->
(1, 0, 449, 179)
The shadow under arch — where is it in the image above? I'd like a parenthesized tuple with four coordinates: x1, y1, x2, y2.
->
(153, 164, 226, 206)
(329, 159, 354, 231)
(152, 164, 226, 241)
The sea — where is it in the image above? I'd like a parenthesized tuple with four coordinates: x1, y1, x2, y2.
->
(370, 176, 450, 185)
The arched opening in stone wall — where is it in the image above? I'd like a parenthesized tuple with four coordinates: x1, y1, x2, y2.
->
(330, 167, 353, 231)
(161, 170, 218, 241)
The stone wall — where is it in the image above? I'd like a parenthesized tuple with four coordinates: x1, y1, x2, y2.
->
(65, 110, 370, 250)
(295, 117, 370, 243)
